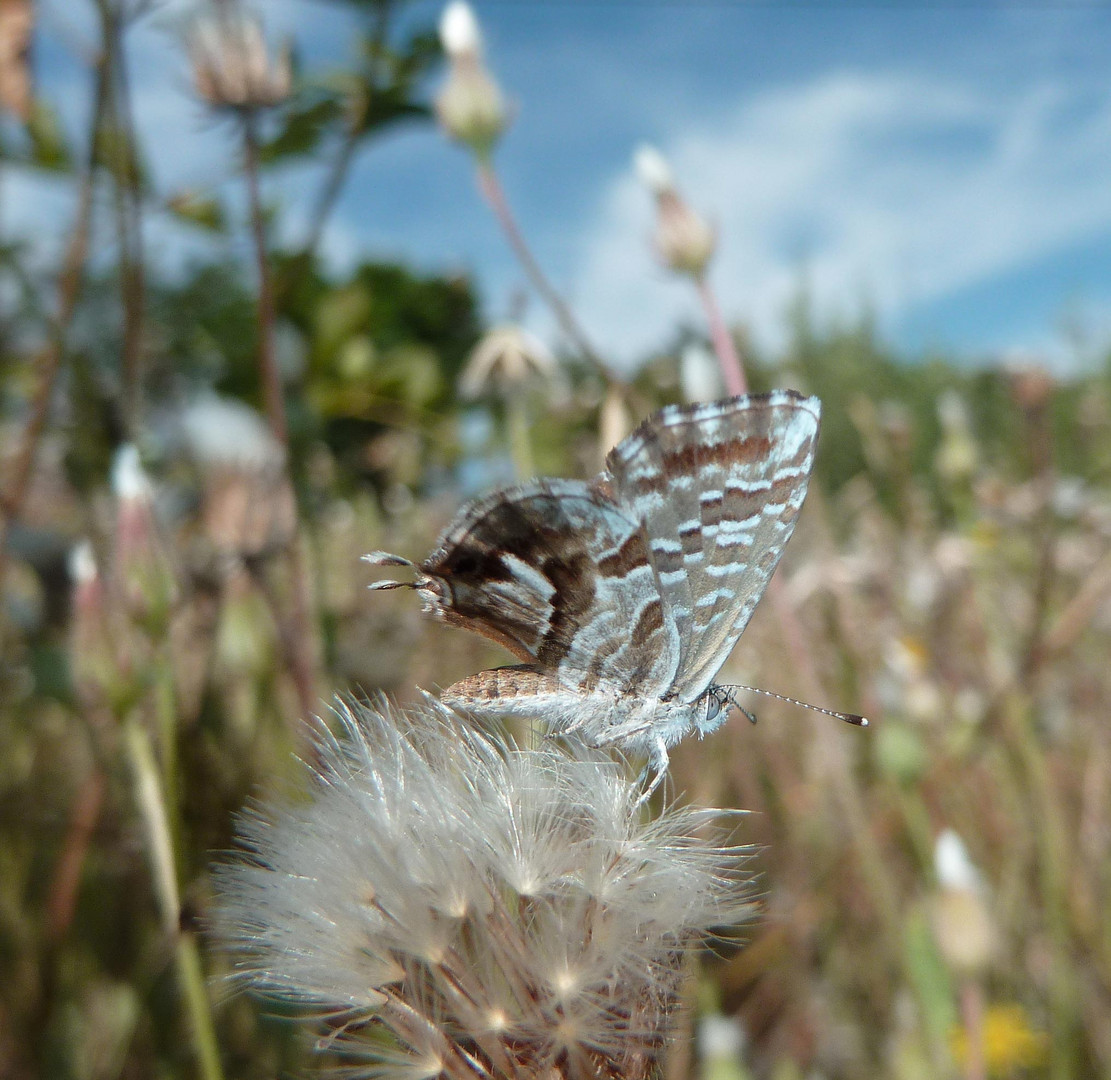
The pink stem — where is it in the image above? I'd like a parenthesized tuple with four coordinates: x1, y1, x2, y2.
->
(960, 981, 987, 1080)
(695, 275, 747, 396)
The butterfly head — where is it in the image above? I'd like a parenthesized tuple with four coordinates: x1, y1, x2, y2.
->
(694, 686, 734, 736)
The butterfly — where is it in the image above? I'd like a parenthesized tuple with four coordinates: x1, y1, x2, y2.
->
(367, 391, 864, 788)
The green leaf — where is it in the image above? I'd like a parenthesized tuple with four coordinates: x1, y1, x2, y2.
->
(164, 191, 227, 233)
(97, 121, 148, 194)
(259, 93, 343, 165)
(23, 98, 73, 173)
(903, 906, 958, 1059)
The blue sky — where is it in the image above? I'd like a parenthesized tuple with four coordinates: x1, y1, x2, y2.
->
(22, 0, 1111, 373)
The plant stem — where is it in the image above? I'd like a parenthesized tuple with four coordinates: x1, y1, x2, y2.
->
(505, 390, 533, 479)
(46, 767, 107, 943)
(299, 0, 391, 264)
(241, 109, 320, 730)
(101, 0, 147, 439)
(241, 110, 286, 447)
(960, 981, 986, 1080)
(0, 40, 107, 576)
(125, 720, 225, 1080)
(476, 160, 612, 381)
(695, 274, 746, 396)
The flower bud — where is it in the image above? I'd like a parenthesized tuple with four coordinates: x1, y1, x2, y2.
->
(0, 0, 33, 121)
(458, 324, 554, 399)
(635, 143, 716, 279)
(179, 395, 293, 559)
(67, 540, 116, 706)
(188, 8, 291, 112)
(1009, 364, 1054, 414)
(931, 829, 995, 978)
(110, 445, 175, 633)
(435, 2, 507, 158)
(440, 0, 482, 57)
(111, 444, 154, 568)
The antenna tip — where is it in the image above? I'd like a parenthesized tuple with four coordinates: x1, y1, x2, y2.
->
(852, 715, 869, 727)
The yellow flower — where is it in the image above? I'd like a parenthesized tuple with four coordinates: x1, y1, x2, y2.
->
(950, 1004, 1047, 1076)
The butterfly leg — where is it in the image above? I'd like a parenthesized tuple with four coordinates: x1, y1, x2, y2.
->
(633, 736, 671, 808)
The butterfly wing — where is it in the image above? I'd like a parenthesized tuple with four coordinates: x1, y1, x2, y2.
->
(371, 479, 681, 698)
(604, 390, 820, 703)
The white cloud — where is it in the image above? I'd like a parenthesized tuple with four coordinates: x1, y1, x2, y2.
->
(569, 70, 1111, 367)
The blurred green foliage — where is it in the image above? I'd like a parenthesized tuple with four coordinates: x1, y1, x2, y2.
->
(2, 1, 1111, 1078)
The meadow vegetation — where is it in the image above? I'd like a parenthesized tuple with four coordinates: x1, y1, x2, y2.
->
(1, 2, 1110, 1078)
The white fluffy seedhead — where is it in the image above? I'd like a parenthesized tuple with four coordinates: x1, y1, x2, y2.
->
(214, 697, 752, 1078)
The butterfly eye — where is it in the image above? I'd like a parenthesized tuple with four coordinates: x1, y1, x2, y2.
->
(704, 696, 721, 723)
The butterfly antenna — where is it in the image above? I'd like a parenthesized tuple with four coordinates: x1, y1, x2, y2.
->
(364, 551, 420, 591)
(722, 685, 869, 727)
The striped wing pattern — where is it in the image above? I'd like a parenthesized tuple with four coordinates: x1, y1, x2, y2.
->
(605, 390, 820, 702)
(367, 391, 820, 729)
(410, 479, 681, 698)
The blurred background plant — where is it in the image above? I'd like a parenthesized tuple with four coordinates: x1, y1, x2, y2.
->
(1, 1, 1110, 1078)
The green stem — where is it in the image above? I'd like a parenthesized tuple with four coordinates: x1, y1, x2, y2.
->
(505, 391, 533, 479)
(125, 720, 225, 1080)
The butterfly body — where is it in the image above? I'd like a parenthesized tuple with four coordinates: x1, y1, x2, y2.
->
(367, 391, 822, 776)
(440, 665, 731, 759)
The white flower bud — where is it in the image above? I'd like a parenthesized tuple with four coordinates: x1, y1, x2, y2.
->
(931, 829, 995, 978)
(111, 444, 152, 504)
(635, 146, 716, 278)
(68, 540, 98, 587)
(188, 9, 292, 111)
(435, 52, 507, 157)
(458, 324, 554, 398)
(439, 0, 482, 58)
(633, 143, 675, 196)
(935, 828, 981, 893)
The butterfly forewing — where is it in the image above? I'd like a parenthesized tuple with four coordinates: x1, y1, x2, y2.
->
(414, 479, 681, 697)
(605, 391, 820, 702)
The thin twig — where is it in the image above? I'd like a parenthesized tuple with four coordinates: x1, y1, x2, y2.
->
(0, 38, 108, 574)
(125, 720, 226, 1080)
(476, 161, 614, 382)
(241, 108, 319, 729)
(101, 0, 148, 439)
(302, 125, 359, 259)
(46, 768, 107, 943)
(301, 0, 391, 260)
(242, 110, 286, 447)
